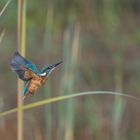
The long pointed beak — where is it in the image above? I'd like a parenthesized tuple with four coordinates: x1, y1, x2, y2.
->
(53, 61, 63, 68)
(45, 61, 62, 75)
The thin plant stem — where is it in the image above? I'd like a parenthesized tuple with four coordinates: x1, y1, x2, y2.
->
(0, 91, 140, 118)
(43, 0, 54, 139)
(0, 0, 11, 17)
(17, 0, 26, 140)
(64, 22, 80, 140)
(0, 29, 5, 43)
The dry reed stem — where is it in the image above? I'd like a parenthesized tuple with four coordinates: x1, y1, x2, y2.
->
(17, 0, 26, 140)
(0, 0, 11, 17)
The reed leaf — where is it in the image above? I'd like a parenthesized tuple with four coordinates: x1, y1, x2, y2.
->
(0, 91, 139, 118)
(0, 29, 5, 43)
(0, 0, 11, 17)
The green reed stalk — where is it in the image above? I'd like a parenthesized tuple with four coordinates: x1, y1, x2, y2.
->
(113, 53, 124, 140)
(17, 0, 26, 140)
(0, 0, 11, 17)
(102, 0, 123, 139)
(59, 24, 72, 140)
(64, 22, 81, 140)
(0, 29, 5, 43)
(43, 1, 54, 139)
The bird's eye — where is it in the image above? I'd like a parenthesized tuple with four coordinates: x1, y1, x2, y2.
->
(47, 65, 53, 70)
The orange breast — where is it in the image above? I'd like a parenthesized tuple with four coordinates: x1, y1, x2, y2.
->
(27, 75, 48, 96)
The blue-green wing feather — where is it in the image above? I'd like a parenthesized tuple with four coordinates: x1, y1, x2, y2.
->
(23, 81, 30, 96)
(10, 52, 38, 81)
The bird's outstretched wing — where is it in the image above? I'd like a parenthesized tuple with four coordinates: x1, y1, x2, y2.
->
(10, 51, 38, 81)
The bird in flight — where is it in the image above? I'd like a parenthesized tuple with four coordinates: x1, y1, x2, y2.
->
(10, 52, 62, 99)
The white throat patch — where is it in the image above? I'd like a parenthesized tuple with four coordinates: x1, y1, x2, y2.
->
(39, 72, 46, 76)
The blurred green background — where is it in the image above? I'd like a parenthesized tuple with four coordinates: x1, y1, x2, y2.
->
(0, 0, 140, 140)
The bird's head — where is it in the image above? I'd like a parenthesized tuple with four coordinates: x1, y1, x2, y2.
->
(39, 61, 62, 77)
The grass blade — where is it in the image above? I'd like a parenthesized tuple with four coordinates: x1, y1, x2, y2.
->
(0, 29, 5, 43)
(0, 91, 139, 118)
(0, 0, 11, 17)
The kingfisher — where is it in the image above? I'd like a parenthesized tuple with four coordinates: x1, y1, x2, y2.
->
(10, 51, 62, 99)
